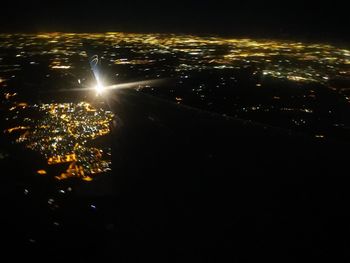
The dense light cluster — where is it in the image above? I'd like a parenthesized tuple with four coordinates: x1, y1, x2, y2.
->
(4, 101, 114, 181)
(0, 33, 348, 84)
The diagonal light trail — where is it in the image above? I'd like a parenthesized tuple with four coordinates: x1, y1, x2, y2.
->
(55, 78, 166, 93)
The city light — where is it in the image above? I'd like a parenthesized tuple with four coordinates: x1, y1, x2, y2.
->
(1, 32, 350, 181)
(4, 101, 114, 181)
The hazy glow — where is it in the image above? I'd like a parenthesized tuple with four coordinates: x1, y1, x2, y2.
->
(51, 65, 71, 69)
(104, 79, 164, 91)
(57, 79, 165, 93)
(95, 81, 104, 95)
(94, 75, 105, 95)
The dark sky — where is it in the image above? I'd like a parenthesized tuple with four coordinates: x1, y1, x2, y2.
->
(1, 0, 348, 42)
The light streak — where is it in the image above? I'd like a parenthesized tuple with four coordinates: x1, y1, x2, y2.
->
(56, 79, 165, 93)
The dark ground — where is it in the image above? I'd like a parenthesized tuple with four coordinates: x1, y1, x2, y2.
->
(1, 89, 350, 262)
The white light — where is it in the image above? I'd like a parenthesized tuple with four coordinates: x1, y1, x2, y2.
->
(95, 82, 104, 95)
(94, 74, 105, 95)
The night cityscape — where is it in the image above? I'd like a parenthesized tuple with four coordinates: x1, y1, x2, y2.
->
(0, 1, 349, 262)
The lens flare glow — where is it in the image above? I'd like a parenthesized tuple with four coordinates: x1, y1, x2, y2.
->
(54, 79, 166, 93)
(94, 75, 105, 95)
(95, 81, 104, 95)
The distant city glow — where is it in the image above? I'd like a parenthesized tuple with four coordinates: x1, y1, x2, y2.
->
(1, 32, 350, 182)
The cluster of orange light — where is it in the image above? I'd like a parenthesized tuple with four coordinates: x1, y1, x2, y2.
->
(55, 162, 92, 181)
(47, 153, 77, 165)
(5, 126, 30, 133)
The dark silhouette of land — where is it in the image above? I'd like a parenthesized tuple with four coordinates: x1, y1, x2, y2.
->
(2, 89, 348, 261)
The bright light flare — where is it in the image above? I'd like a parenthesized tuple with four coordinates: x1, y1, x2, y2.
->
(95, 81, 104, 95)
(94, 75, 105, 95)
(54, 78, 167, 93)
(104, 79, 165, 91)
